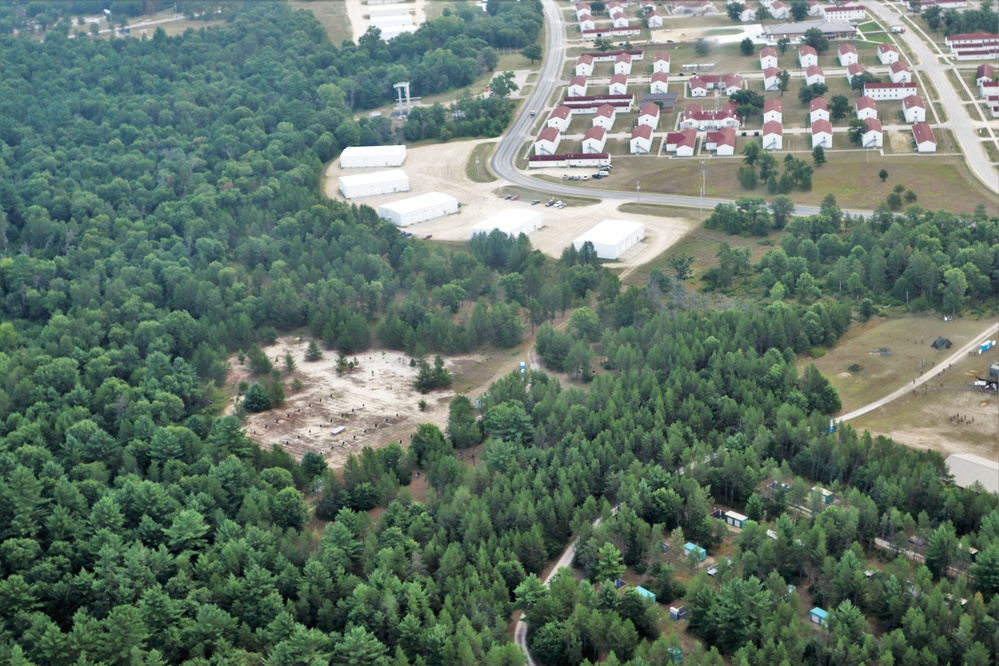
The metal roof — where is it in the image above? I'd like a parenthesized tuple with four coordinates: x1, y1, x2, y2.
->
(945, 454, 999, 493)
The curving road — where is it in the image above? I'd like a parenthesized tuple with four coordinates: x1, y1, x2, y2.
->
(837, 321, 999, 423)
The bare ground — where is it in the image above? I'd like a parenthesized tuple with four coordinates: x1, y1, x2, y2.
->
(323, 138, 693, 269)
(225, 338, 478, 466)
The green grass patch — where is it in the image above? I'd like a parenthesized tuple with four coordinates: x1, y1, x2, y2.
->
(467, 143, 498, 183)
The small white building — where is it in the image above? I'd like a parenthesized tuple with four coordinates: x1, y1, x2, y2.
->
(576, 54, 595, 77)
(548, 105, 573, 133)
(806, 65, 826, 86)
(838, 43, 858, 67)
(665, 129, 697, 156)
(760, 46, 778, 70)
(535, 127, 562, 155)
(890, 61, 912, 84)
(811, 119, 833, 148)
(705, 128, 736, 156)
(631, 124, 654, 154)
(611, 14, 631, 29)
(877, 43, 899, 65)
(862, 118, 883, 148)
(982, 80, 999, 100)
(579, 13, 596, 31)
(855, 96, 877, 120)
(770, 1, 790, 19)
(592, 104, 617, 130)
(912, 122, 937, 152)
(975, 63, 995, 88)
(609, 73, 629, 95)
(573, 220, 646, 260)
(798, 45, 818, 68)
(809, 97, 830, 124)
(582, 126, 608, 153)
(339, 145, 407, 169)
(653, 52, 671, 74)
(651, 71, 670, 94)
(763, 121, 783, 150)
(688, 76, 708, 97)
(846, 62, 867, 85)
(378, 192, 458, 227)
(902, 95, 926, 123)
(824, 5, 867, 22)
(568, 75, 588, 97)
(864, 82, 917, 101)
(763, 98, 783, 124)
(614, 52, 633, 75)
(647, 10, 664, 28)
(638, 102, 661, 129)
(339, 169, 409, 199)
(736, 4, 757, 21)
(763, 67, 781, 91)
(469, 209, 544, 240)
(575, 3, 592, 20)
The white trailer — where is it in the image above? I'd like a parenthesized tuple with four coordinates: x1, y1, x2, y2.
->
(378, 192, 459, 227)
(339, 145, 407, 169)
(469, 209, 545, 239)
(572, 220, 645, 260)
(338, 169, 409, 199)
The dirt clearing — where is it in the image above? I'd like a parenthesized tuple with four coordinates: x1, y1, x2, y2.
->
(807, 315, 998, 458)
(226, 338, 478, 467)
(323, 138, 694, 270)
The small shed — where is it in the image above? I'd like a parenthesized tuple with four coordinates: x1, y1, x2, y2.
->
(614, 578, 627, 589)
(931, 336, 952, 350)
(669, 606, 687, 620)
(811, 487, 835, 504)
(634, 586, 657, 603)
(810, 607, 829, 626)
(725, 511, 748, 528)
(684, 542, 707, 562)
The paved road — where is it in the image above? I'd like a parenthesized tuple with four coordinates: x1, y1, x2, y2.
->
(865, 3, 998, 195)
(491, 1, 878, 218)
(838, 321, 999, 422)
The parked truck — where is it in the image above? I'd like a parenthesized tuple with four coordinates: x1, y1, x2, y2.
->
(891, 25, 906, 33)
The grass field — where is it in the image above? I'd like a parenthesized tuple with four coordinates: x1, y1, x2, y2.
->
(466, 143, 498, 183)
(287, 0, 352, 46)
(809, 314, 998, 457)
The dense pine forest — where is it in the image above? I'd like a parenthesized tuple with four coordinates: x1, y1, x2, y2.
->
(0, 2, 998, 665)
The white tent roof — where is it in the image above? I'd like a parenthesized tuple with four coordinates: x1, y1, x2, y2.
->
(945, 454, 999, 493)
(470, 209, 544, 236)
(339, 169, 408, 187)
(380, 192, 457, 214)
(340, 145, 406, 160)
(575, 220, 644, 246)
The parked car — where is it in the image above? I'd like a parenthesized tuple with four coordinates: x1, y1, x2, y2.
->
(504, 194, 513, 200)
(423, 234, 433, 240)
(592, 173, 605, 179)
(511, 195, 519, 200)
(546, 199, 555, 207)
(531, 199, 540, 205)
(581, 175, 589, 180)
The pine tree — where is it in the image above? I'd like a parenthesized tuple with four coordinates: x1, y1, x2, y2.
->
(304, 340, 323, 361)
(243, 382, 270, 412)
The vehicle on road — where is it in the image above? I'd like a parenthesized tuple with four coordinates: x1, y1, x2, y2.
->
(423, 234, 433, 240)
(504, 194, 513, 200)
(511, 194, 520, 200)
(531, 199, 540, 205)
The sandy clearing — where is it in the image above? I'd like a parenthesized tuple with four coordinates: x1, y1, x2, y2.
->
(344, 0, 427, 43)
(323, 138, 693, 270)
(225, 338, 473, 467)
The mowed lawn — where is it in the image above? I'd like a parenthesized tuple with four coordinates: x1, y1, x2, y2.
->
(601, 151, 998, 215)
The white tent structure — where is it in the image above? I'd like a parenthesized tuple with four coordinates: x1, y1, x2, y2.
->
(573, 220, 645, 260)
(378, 192, 459, 227)
(468, 209, 544, 239)
(339, 145, 407, 168)
(339, 169, 409, 199)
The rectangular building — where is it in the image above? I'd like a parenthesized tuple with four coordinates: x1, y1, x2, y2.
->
(573, 220, 646, 259)
(469, 209, 544, 239)
(338, 169, 409, 198)
(339, 145, 407, 168)
(378, 192, 458, 227)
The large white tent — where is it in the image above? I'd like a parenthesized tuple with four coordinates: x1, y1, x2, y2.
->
(468, 209, 544, 239)
(338, 169, 409, 199)
(572, 220, 645, 260)
(339, 145, 407, 169)
(378, 192, 459, 227)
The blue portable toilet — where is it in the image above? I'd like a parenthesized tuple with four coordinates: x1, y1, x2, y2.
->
(810, 607, 829, 626)
(614, 578, 626, 589)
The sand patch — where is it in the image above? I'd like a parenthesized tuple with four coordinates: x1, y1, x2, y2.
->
(226, 338, 476, 467)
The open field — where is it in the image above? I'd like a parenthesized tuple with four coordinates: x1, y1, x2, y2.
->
(288, 0, 352, 46)
(806, 315, 998, 457)
(226, 338, 475, 467)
